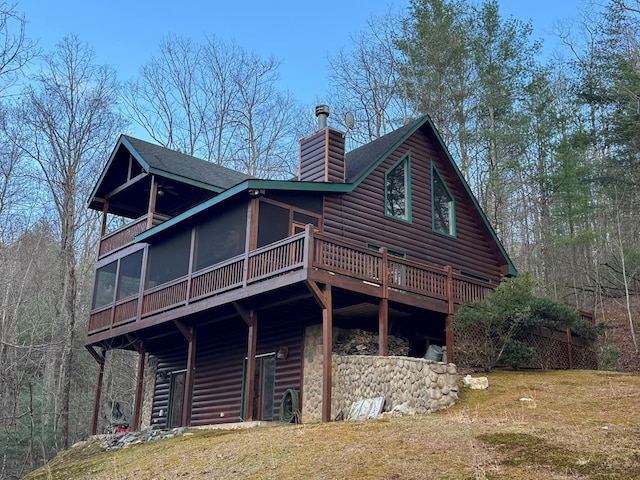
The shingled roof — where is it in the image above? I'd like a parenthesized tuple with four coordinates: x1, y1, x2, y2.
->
(345, 117, 425, 183)
(123, 135, 253, 190)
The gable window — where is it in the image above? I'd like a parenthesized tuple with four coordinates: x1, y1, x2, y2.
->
(385, 153, 411, 222)
(432, 164, 456, 237)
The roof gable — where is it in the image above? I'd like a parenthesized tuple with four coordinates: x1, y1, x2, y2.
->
(88, 134, 253, 209)
(126, 120, 516, 275)
(121, 135, 252, 190)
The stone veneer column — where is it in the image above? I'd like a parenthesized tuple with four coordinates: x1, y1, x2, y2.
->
(139, 356, 157, 429)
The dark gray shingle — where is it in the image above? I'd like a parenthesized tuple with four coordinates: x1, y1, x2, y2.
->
(124, 135, 253, 189)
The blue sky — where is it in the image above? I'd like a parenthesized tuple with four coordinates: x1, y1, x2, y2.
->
(20, 0, 583, 107)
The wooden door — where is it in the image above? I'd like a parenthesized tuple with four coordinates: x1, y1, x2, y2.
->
(242, 354, 276, 421)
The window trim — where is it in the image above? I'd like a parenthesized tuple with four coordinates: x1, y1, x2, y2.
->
(384, 153, 412, 223)
(431, 163, 456, 238)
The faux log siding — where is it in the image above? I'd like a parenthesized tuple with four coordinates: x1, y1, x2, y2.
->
(253, 316, 305, 421)
(299, 131, 326, 182)
(190, 321, 247, 425)
(299, 128, 345, 183)
(151, 316, 304, 427)
(326, 129, 345, 183)
(150, 346, 187, 428)
(325, 129, 503, 283)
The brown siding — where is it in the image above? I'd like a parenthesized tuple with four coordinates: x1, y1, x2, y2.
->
(326, 129, 345, 183)
(150, 315, 304, 427)
(299, 131, 326, 182)
(324, 127, 504, 282)
(299, 128, 345, 183)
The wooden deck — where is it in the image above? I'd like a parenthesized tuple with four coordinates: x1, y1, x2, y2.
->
(88, 227, 495, 338)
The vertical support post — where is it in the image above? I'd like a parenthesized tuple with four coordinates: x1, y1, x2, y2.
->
(566, 328, 574, 370)
(379, 298, 389, 356)
(445, 266, 455, 364)
(132, 350, 146, 430)
(378, 247, 389, 357)
(243, 199, 259, 288)
(89, 347, 106, 435)
(136, 246, 149, 321)
(147, 175, 158, 229)
(100, 200, 109, 237)
(244, 313, 258, 421)
(185, 228, 197, 305)
(182, 327, 197, 427)
(322, 285, 333, 423)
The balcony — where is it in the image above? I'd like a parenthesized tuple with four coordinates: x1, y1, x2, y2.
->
(98, 214, 168, 258)
(88, 227, 495, 336)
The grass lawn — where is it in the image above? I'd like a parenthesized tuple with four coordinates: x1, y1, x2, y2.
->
(24, 370, 640, 480)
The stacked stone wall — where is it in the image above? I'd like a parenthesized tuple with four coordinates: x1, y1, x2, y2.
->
(302, 325, 458, 423)
(140, 355, 157, 428)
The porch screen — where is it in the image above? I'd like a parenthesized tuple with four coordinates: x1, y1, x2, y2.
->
(257, 202, 289, 247)
(93, 261, 117, 309)
(195, 203, 247, 271)
(145, 230, 191, 289)
(116, 250, 143, 299)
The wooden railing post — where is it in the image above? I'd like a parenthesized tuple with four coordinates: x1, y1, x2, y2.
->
(379, 247, 388, 293)
(242, 249, 250, 288)
(303, 224, 314, 270)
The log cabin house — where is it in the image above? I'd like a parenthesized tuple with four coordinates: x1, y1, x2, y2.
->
(85, 106, 516, 433)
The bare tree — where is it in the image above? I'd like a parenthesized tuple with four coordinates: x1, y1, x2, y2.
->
(12, 35, 125, 449)
(124, 35, 304, 178)
(328, 10, 414, 147)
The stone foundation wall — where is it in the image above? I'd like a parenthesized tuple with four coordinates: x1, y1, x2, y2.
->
(140, 355, 157, 429)
(302, 325, 458, 423)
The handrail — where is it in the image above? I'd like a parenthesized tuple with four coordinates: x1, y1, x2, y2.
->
(98, 215, 149, 258)
(89, 226, 500, 335)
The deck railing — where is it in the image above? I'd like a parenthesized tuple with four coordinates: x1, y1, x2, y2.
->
(98, 215, 149, 258)
(311, 233, 491, 305)
(89, 228, 497, 333)
(452, 273, 494, 305)
(98, 213, 169, 258)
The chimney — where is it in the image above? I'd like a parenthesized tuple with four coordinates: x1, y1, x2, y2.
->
(298, 105, 346, 183)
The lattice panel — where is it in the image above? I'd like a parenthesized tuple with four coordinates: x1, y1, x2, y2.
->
(455, 327, 598, 370)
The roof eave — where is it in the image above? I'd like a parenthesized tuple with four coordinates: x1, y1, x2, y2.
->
(135, 179, 352, 243)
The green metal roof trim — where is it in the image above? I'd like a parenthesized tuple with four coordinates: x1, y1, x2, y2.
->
(133, 119, 516, 276)
(135, 179, 351, 242)
(424, 117, 517, 276)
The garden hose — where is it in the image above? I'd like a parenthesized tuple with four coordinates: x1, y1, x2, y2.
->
(279, 388, 299, 423)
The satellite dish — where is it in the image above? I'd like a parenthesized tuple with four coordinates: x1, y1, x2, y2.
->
(345, 111, 355, 130)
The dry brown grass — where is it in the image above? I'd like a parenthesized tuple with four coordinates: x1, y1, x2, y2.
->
(24, 370, 640, 480)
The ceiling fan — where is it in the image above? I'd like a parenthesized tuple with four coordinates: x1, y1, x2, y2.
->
(145, 180, 178, 198)
(157, 183, 178, 197)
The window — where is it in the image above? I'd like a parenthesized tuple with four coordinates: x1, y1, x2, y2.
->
(385, 154, 411, 222)
(432, 164, 455, 236)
